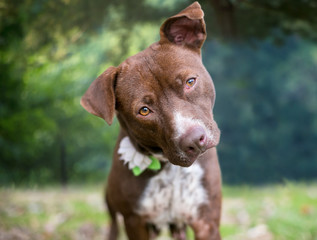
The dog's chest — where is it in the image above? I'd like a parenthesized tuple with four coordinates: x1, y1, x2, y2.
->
(136, 162, 208, 228)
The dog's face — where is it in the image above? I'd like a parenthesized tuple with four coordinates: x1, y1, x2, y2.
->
(81, 2, 220, 167)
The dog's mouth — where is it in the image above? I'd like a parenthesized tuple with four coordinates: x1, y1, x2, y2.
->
(166, 125, 220, 167)
(139, 124, 220, 167)
(146, 146, 163, 154)
(146, 142, 216, 167)
(145, 145, 197, 167)
(168, 143, 212, 167)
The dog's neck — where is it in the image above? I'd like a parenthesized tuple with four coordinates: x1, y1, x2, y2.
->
(118, 136, 167, 176)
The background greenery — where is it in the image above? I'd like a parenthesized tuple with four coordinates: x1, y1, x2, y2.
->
(1, 0, 317, 185)
(1, 183, 316, 239)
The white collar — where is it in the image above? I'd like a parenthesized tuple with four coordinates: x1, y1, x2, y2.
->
(118, 137, 167, 172)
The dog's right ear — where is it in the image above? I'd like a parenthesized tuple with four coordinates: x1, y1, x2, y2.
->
(80, 66, 117, 125)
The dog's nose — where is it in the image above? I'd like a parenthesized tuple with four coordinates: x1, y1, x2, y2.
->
(179, 126, 208, 157)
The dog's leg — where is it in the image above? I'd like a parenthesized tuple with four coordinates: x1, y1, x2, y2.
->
(190, 220, 221, 240)
(106, 194, 119, 240)
(123, 214, 149, 240)
(190, 194, 222, 240)
(169, 224, 187, 240)
(190, 202, 222, 240)
(147, 224, 160, 239)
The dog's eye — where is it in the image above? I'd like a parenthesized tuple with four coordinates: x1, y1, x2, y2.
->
(186, 78, 196, 88)
(139, 107, 150, 116)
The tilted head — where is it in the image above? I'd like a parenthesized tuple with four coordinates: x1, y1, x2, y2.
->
(81, 2, 220, 167)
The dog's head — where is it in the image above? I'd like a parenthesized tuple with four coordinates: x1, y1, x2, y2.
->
(81, 2, 220, 167)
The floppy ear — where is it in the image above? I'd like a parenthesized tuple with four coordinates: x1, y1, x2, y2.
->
(160, 1, 206, 50)
(80, 66, 117, 125)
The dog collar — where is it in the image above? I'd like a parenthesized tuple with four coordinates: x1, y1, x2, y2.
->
(118, 137, 161, 176)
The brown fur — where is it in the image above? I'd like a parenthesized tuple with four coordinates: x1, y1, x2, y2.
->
(81, 2, 222, 239)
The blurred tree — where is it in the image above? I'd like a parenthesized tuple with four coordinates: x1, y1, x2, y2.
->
(201, 0, 317, 42)
(206, 37, 317, 183)
(0, 0, 163, 185)
(1, 0, 317, 185)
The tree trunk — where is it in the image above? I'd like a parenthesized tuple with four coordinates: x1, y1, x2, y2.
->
(209, 0, 237, 39)
(59, 138, 68, 186)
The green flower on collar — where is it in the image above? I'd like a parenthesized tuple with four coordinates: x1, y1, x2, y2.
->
(132, 156, 161, 176)
(118, 137, 162, 176)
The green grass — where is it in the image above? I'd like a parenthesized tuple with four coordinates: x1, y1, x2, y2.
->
(221, 183, 317, 240)
(0, 183, 316, 240)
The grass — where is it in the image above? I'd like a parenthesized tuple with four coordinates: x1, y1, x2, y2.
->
(0, 183, 316, 240)
(221, 183, 317, 240)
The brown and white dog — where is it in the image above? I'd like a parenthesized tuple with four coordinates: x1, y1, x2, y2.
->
(81, 2, 222, 239)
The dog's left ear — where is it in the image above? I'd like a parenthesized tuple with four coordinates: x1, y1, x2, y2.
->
(160, 1, 206, 50)
(80, 66, 117, 125)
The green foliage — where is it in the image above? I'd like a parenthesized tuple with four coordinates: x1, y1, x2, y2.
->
(206, 37, 317, 183)
(0, 0, 160, 185)
(1, 0, 317, 185)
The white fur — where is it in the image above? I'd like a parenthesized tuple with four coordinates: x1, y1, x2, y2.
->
(118, 137, 168, 172)
(118, 136, 209, 229)
(136, 161, 208, 228)
(173, 111, 214, 141)
(118, 137, 152, 171)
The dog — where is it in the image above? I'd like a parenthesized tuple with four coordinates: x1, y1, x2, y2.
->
(81, 2, 222, 239)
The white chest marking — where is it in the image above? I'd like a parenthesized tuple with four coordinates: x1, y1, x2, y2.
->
(136, 162, 208, 228)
